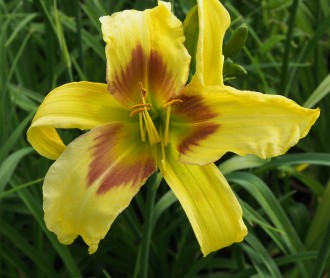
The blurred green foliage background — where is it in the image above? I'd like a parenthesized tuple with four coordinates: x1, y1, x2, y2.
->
(0, 0, 330, 277)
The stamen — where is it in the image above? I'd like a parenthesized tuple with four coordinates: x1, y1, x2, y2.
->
(159, 128, 167, 172)
(130, 103, 152, 110)
(139, 113, 146, 142)
(162, 99, 183, 146)
(131, 82, 163, 145)
(130, 107, 150, 117)
(161, 157, 166, 173)
(164, 106, 171, 146)
(138, 82, 147, 102)
(163, 99, 183, 108)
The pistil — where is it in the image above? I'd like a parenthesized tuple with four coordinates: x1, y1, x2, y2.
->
(142, 110, 160, 145)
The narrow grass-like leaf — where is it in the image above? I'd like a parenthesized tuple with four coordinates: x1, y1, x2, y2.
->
(243, 233, 283, 278)
(305, 181, 330, 250)
(259, 34, 286, 55)
(291, 171, 324, 197)
(275, 251, 318, 266)
(0, 220, 56, 276)
(310, 220, 330, 278)
(279, 0, 300, 93)
(182, 255, 214, 278)
(3, 31, 31, 93)
(5, 13, 37, 47)
(0, 178, 43, 199)
(10, 180, 81, 277)
(285, 13, 330, 96)
(0, 246, 31, 276)
(256, 153, 330, 172)
(53, 0, 72, 81)
(240, 199, 288, 253)
(60, 11, 104, 59)
(0, 147, 33, 193)
(303, 74, 330, 108)
(9, 83, 44, 104)
(228, 172, 311, 276)
(151, 189, 176, 229)
(219, 155, 266, 175)
(0, 112, 33, 162)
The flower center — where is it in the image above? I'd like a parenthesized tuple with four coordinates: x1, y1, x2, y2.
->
(129, 82, 182, 170)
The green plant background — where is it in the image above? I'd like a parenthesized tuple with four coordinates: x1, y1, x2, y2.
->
(1, 0, 330, 277)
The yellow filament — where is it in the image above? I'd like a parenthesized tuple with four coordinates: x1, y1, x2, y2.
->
(164, 106, 171, 146)
(159, 128, 167, 172)
(139, 113, 146, 142)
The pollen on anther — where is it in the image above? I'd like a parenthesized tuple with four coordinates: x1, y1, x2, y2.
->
(163, 99, 183, 108)
(138, 82, 147, 101)
(130, 107, 150, 117)
(130, 103, 152, 110)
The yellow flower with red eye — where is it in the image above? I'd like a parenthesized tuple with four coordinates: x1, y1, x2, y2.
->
(27, 0, 319, 255)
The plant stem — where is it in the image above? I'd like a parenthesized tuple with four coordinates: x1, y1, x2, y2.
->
(136, 172, 162, 278)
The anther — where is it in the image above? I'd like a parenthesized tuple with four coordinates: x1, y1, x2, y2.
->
(130, 103, 152, 110)
(138, 82, 147, 101)
(163, 99, 183, 108)
(130, 107, 150, 117)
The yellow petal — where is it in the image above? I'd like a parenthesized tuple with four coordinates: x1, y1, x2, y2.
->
(27, 82, 128, 160)
(160, 145, 247, 256)
(191, 0, 230, 86)
(158, 0, 171, 11)
(100, 4, 190, 108)
(43, 122, 156, 254)
(172, 85, 320, 165)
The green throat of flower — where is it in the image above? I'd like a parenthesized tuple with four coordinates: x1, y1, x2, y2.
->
(129, 82, 182, 169)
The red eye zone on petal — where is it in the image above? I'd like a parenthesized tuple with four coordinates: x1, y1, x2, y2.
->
(172, 94, 221, 155)
(178, 123, 220, 155)
(87, 123, 156, 195)
(108, 44, 181, 107)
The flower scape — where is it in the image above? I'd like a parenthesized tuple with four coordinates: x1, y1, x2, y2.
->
(27, 0, 319, 255)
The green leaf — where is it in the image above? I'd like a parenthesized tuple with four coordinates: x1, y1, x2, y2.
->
(10, 180, 81, 277)
(152, 189, 177, 229)
(0, 220, 56, 276)
(228, 172, 311, 276)
(303, 74, 330, 108)
(5, 13, 38, 47)
(0, 147, 33, 193)
(310, 220, 330, 277)
(305, 181, 330, 251)
(243, 233, 283, 278)
(219, 155, 266, 175)
(256, 153, 330, 173)
(0, 112, 34, 163)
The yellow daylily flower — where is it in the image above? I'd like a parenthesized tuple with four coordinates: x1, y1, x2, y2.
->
(27, 0, 319, 256)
